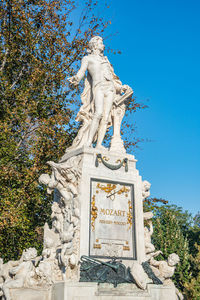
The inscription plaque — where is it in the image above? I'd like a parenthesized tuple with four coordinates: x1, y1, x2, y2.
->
(89, 178, 137, 259)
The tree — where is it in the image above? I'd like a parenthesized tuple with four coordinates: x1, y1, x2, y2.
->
(0, 0, 144, 261)
(184, 244, 200, 299)
(144, 198, 200, 297)
(144, 199, 192, 292)
(152, 207, 191, 292)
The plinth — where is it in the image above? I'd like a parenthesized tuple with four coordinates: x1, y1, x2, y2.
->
(61, 146, 146, 267)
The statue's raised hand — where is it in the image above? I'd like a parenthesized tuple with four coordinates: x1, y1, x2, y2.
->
(120, 84, 130, 94)
(68, 75, 79, 86)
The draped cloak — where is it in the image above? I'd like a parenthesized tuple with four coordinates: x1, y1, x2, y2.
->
(68, 58, 123, 150)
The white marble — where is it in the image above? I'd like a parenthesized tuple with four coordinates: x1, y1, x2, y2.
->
(77, 146, 146, 265)
(10, 288, 51, 300)
(52, 282, 177, 300)
(1, 248, 38, 300)
(68, 36, 133, 152)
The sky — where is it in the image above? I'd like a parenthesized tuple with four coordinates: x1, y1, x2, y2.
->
(75, 0, 200, 215)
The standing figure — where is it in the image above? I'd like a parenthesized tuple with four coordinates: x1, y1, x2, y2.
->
(68, 36, 132, 150)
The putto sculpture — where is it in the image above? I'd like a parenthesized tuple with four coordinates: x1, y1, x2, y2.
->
(68, 36, 133, 152)
(1, 248, 38, 300)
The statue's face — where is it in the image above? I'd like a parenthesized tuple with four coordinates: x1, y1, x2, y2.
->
(96, 38, 105, 52)
(168, 254, 179, 266)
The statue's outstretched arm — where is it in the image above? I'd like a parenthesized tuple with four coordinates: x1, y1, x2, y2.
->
(68, 56, 88, 86)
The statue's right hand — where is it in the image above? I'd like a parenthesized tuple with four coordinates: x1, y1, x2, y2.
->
(68, 75, 79, 86)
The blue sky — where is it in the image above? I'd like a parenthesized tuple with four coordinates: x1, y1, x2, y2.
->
(75, 0, 200, 215)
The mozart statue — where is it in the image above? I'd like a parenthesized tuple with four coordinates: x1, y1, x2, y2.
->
(68, 36, 133, 152)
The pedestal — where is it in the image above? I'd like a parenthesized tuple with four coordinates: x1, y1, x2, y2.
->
(52, 282, 177, 300)
(62, 146, 146, 266)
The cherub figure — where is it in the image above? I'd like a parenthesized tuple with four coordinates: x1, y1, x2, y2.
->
(150, 253, 179, 282)
(39, 157, 81, 207)
(150, 253, 183, 300)
(143, 211, 159, 260)
(51, 202, 63, 234)
(142, 180, 151, 200)
(39, 172, 73, 206)
(2, 248, 37, 300)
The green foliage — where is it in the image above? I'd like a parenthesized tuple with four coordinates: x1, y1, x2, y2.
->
(184, 244, 200, 299)
(144, 198, 200, 298)
(152, 207, 191, 291)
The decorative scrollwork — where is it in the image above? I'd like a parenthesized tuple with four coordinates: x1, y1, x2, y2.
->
(96, 182, 116, 194)
(91, 195, 98, 231)
(127, 200, 133, 230)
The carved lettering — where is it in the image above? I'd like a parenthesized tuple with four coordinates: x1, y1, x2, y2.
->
(99, 220, 113, 224)
(123, 246, 130, 251)
(114, 221, 126, 225)
(100, 208, 126, 217)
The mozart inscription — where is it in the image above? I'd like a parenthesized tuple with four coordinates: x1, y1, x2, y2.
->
(89, 179, 137, 259)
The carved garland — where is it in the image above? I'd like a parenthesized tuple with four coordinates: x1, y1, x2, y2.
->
(95, 154, 128, 172)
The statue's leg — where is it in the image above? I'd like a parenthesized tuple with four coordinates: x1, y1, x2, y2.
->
(86, 87, 104, 147)
(96, 90, 114, 148)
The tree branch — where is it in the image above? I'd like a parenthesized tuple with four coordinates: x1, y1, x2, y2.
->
(0, 48, 9, 72)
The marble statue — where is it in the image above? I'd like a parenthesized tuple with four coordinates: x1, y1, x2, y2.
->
(68, 36, 133, 151)
(38, 157, 80, 206)
(1, 248, 37, 300)
(38, 155, 82, 284)
(143, 211, 162, 261)
(144, 218, 155, 257)
(150, 253, 180, 282)
(142, 180, 151, 200)
(150, 253, 183, 300)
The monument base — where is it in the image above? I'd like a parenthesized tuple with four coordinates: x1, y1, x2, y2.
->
(10, 287, 51, 300)
(52, 282, 177, 300)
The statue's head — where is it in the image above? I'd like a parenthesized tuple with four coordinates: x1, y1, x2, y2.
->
(143, 180, 151, 192)
(88, 36, 104, 53)
(39, 174, 50, 185)
(22, 247, 37, 261)
(167, 253, 180, 266)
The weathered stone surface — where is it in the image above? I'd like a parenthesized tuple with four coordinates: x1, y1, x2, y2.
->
(10, 288, 51, 300)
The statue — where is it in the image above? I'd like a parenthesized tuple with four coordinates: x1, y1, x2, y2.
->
(143, 211, 162, 260)
(2, 248, 37, 300)
(144, 218, 156, 257)
(68, 36, 133, 151)
(142, 180, 151, 200)
(150, 253, 183, 300)
(38, 155, 81, 206)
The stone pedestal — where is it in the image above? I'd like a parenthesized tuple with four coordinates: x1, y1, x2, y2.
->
(62, 146, 146, 266)
(52, 282, 177, 300)
(10, 287, 51, 300)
